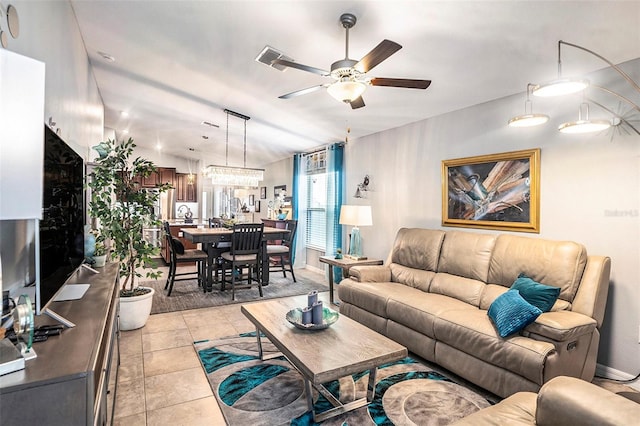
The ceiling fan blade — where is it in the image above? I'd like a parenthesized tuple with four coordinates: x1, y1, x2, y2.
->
(370, 78, 432, 89)
(354, 39, 402, 73)
(279, 84, 328, 99)
(350, 96, 365, 109)
(272, 58, 330, 76)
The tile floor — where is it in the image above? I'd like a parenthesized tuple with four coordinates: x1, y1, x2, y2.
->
(113, 266, 330, 425)
(113, 264, 639, 425)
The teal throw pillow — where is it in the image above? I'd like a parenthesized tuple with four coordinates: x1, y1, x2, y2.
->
(488, 290, 542, 338)
(511, 273, 561, 312)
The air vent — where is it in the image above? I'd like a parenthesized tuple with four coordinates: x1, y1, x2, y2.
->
(255, 45, 293, 71)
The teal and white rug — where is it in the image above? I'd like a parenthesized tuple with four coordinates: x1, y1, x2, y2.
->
(194, 333, 492, 425)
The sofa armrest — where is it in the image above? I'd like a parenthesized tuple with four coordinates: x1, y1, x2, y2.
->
(536, 376, 640, 426)
(523, 311, 596, 342)
(348, 265, 391, 282)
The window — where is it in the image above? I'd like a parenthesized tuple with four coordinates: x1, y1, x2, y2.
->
(304, 150, 327, 251)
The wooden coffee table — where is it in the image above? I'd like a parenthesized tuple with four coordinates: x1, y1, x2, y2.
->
(241, 296, 407, 422)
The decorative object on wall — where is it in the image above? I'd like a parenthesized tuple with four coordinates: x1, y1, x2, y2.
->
(254, 200, 260, 212)
(509, 40, 640, 136)
(274, 184, 286, 198)
(249, 194, 254, 206)
(202, 109, 264, 186)
(442, 149, 540, 233)
(0, 4, 19, 49)
(354, 174, 370, 198)
(339, 205, 373, 259)
(260, 186, 267, 199)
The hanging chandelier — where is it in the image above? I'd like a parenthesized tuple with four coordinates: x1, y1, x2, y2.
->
(202, 109, 264, 187)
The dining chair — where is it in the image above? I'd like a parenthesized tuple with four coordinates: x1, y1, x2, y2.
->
(266, 219, 297, 282)
(163, 221, 208, 296)
(220, 223, 264, 300)
(206, 217, 233, 288)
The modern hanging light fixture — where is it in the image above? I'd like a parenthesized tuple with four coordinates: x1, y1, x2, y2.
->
(508, 84, 550, 127)
(202, 109, 264, 187)
(558, 102, 611, 134)
(513, 40, 640, 135)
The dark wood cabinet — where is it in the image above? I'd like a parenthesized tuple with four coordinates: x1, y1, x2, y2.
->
(159, 167, 176, 187)
(141, 170, 159, 187)
(176, 173, 197, 202)
(0, 263, 120, 426)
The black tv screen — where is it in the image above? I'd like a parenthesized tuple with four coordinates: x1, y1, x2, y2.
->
(38, 125, 85, 313)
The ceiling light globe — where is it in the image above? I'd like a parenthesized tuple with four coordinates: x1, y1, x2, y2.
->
(558, 119, 611, 134)
(327, 80, 367, 103)
(508, 114, 550, 127)
(532, 78, 590, 97)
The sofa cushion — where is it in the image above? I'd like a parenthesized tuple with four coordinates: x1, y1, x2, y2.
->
(434, 308, 555, 384)
(389, 263, 435, 291)
(430, 272, 486, 307)
(511, 274, 560, 312)
(386, 291, 476, 338)
(389, 228, 445, 271)
(438, 231, 496, 282)
(488, 290, 542, 337)
(488, 235, 587, 304)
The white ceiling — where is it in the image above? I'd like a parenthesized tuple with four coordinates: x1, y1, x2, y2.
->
(70, 1, 640, 168)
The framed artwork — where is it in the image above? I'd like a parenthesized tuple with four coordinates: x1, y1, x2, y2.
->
(254, 200, 261, 212)
(442, 148, 540, 233)
(260, 186, 267, 199)
(249, 194, 255, 206)
(274, 184, 287, 198)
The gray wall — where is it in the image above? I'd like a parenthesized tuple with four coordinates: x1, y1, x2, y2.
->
(344, 60, 640, 379)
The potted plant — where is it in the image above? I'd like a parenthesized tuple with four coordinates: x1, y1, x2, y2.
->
(87, 138, 171, 330)
(92, 232, 108, 268)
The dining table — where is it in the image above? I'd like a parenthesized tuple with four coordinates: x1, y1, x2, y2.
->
(181, 226, 291, 290)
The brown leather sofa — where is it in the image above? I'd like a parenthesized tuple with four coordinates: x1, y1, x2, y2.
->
(338, 228, 611, 398)
(451, 376, 640, 425)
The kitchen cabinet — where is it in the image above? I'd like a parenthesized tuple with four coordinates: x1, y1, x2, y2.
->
(140, 167, 175, 188)
(176, 173, 197, 202)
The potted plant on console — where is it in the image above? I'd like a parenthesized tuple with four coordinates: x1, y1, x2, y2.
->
(88, 138, 170, 330)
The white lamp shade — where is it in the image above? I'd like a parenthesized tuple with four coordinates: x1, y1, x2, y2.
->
(339, 205, 373, 227)
(327, 80, 367, 103)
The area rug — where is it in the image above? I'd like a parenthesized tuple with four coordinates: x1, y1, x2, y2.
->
(194, 332, 492, 425)
(147, 268, 329, 314)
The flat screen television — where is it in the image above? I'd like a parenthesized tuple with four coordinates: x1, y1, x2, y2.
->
(38, 125, 85, 324)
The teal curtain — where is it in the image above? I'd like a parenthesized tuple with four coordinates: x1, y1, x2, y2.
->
(291, 154, 302, 265)
(326, 143, 344, 284)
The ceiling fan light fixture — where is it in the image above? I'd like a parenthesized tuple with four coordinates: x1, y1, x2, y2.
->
(327, 79, 367, 103)
(532, 78, 590, 97)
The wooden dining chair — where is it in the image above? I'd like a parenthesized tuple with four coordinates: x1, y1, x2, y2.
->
(220, 223, 264, 300)
(163, 221, 208, 296)
(266, 219, 297, 282)
(206, 217, 232, 288)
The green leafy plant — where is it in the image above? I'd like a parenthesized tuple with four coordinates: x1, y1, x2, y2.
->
(87, 138, 171, 296)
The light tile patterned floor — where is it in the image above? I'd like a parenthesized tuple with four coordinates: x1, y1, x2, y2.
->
(113, 266, 329, 425)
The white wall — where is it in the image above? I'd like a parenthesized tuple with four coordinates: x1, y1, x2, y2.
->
(7, 0, 103, 158)
(345, 60, 640, 377)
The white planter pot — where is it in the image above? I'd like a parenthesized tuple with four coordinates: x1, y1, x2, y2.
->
(119, 286, 154, 331)
(93, 255, 107, 268)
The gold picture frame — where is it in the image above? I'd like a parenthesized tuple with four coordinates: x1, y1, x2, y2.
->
(442, 148, 540, 233)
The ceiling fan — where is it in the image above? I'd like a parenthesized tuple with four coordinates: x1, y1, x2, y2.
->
(273, 13, 431, 109)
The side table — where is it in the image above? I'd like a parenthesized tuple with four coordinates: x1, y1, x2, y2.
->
(319, 255, 383, 305)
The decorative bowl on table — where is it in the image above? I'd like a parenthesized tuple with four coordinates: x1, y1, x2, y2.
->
(286, 307, 339, 330)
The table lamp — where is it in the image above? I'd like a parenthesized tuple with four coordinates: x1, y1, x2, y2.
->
(339, 205, 372, 260)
